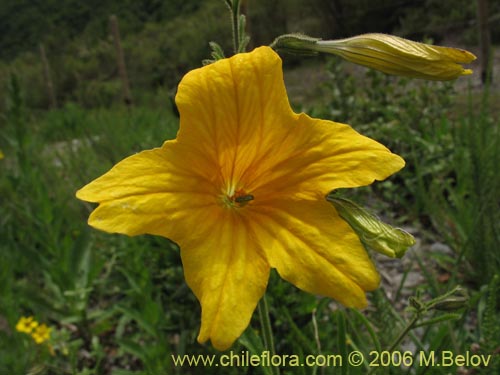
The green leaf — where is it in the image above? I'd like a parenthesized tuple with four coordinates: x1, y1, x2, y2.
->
(115, 305, 157, 338)
(238, 328, 274, 375)
(209, 41, 225, 61)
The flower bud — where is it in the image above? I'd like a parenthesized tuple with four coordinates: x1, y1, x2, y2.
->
(431, 287, 469, 311)
(271, 33, 321, 56)
(273, 33, 476, 81)
(328, 196, 415, 258)
(432, 296, 469, 311)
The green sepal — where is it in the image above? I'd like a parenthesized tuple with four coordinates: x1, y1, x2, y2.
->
(432, 297, 469, 311)
(327, 196, 415, 258)
(270, 33, 321, 56)
(428, 286, 469, 312)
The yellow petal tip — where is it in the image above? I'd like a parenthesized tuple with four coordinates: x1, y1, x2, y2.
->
(461, 50, 477, 63)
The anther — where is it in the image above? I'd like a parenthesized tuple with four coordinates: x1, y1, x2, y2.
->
(235, 194, 254, 204)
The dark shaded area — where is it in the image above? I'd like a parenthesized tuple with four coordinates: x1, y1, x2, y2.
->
(0, 0, 202, 60)
(0, 0, 497, 109)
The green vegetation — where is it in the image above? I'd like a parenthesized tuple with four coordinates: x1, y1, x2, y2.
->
(1, 0, 499, 374)
(1, 0, 497, 111)
(1, 60, 499, 374)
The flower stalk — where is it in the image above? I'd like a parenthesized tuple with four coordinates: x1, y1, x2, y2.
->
(224, 0, 249, 54)
(224, 0, 240, 54)
(258, 295, 279, 375)
(368, 287, 468, 374)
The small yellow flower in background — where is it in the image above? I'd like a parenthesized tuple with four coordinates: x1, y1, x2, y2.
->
(16, 316, 52, 346)
(31, 324, 52, 344)
(15, 316, 38, 334)
(273, 33, 476, 81)
(77, 47, 404, 350)
(0, 149, 4, 159)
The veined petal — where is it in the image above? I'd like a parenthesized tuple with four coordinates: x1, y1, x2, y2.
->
(272, 33, 476, 80)
(76, 141, 221, 238)
(181, 210, 269, 350)
(249, 198, 380, 308)
(77, 46, 408, 351)
(78, 139, 270, 351)
(176, 46, 298, 194)
(248, 114, 404, 200)
(314, 34, 476, 81)
(175, 46, 403, 200)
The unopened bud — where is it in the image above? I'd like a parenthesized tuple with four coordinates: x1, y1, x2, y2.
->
(327, 196, 415, 258)
(272, 33, 476, 81)
(433, 296, 469, 311)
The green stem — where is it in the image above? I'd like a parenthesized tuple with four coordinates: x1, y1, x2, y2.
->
(367, 313, 419, 375)
(386, 314, 419, 353)
(230, 0, 240, 54)
(258, 295, 280, 375)
(223, 0, 241, 54)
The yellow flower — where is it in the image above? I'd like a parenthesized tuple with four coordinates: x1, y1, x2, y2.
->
(77, 46, 404, 350)
(272, 33, 476, 81)
(15, 316, 38, 334)
(31, 323, 51, 344)
(0, 149, 4, 159)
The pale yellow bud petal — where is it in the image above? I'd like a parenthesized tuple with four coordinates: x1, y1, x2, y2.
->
(272, 33, 476, 81)
(313, 33, 476, 81)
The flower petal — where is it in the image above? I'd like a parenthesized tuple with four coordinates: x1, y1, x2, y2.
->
(175, 46, 403, 200)
(248, 197, 379, 308)
(180, 210, 269, 350)
(77, 140, 270, 350)
(248, 115, 405, 200)
(175, 46, 304, 194)
(76, 142, 221, 238)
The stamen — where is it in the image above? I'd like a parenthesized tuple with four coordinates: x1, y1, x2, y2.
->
(220, 187, 254, 208)
(235, 194, 254, 204)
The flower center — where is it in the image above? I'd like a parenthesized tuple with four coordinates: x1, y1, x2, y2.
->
(221, 188, 254, 208)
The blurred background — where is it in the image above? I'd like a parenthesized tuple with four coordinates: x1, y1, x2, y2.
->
(0, 0, 498, 110)
(0, 1, 499, 374)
